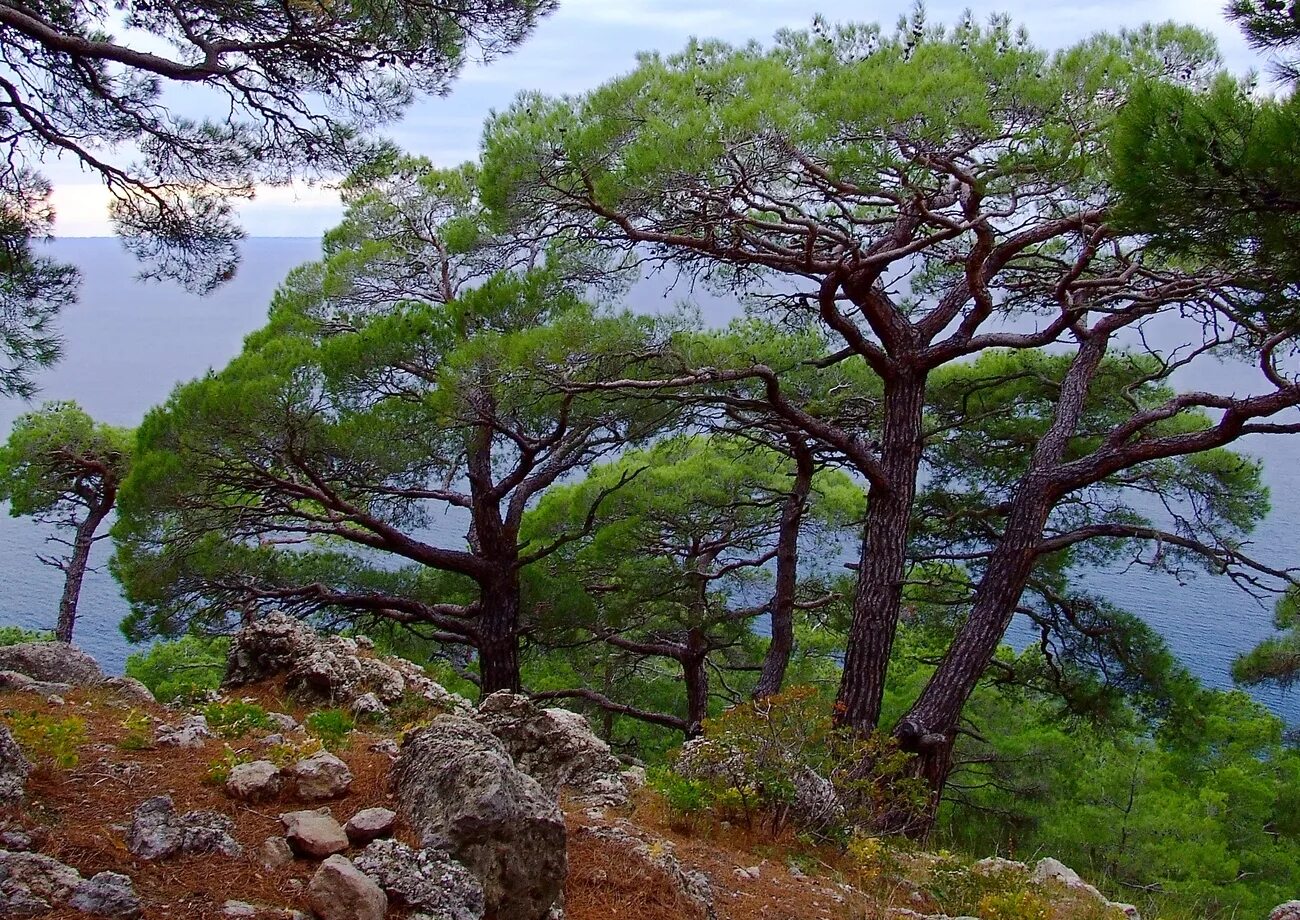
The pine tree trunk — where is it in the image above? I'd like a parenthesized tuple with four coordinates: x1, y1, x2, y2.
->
(683, 628, 710, 739)
(476, 568, 522, 694)
(55, 501, 111, 644)
(754, 440, 814, 699)
(835, 373, 928, 730)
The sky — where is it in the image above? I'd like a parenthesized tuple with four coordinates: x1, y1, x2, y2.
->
(47, 0, 1264, 238)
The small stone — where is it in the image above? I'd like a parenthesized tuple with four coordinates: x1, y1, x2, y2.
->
(67, 871, 142, 919)
(307, 855, 387, 920)
(344, 808, 396, 846)
(291, 750, 352, 801)
(368, 739, 399, 756)
(261, 835, 294, 868)
(102, 676, 156, 707)
(155, 715, 211, 749)
(127, 796, 243, 861)
(350, 693, 387, 718)
(621, 766, 647, 791)
(260, 733, 287, 747)
(222, 900, 257, 917)
(226, 761, 283, 803)
(0, 850, 82, 909)
(267, 712, 299, 733)
(281, 810, 349, 858)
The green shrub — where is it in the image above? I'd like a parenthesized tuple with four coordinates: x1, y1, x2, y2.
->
(202, 700, 272, 738)
(0, 626, 53, 646)
(204, 745, 255, 785)
(125, 635, 228, 703)
(649, 767, 711, 815)
(305, 709, 355, 751)
(6, 711, 87, 768)
(118, 709, 153, 751)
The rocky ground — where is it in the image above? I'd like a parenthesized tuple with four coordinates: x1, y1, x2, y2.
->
(1, 616, 1293, 920)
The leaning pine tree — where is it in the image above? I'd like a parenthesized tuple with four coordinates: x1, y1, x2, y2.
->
(481, 11, 1300, 823)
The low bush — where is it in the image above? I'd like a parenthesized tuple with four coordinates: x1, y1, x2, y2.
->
(305, 708, 355, 751)
(202, 699, 272, 738)
(0, 626, 53, 646)
(6, 711, 87, 769)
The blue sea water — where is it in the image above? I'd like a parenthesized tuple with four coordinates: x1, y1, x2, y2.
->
(2, 238, 1297, 724)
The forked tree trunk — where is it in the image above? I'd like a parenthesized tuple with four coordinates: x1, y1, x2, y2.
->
(55, 498, 113, 644)
(754, 440, 814, 699)
(835, 373, 928, 730)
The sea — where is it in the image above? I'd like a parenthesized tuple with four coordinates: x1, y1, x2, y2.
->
(2, 238, 1298, 725)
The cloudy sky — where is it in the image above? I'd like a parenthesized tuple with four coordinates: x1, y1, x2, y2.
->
(49, 0, 1265, 237)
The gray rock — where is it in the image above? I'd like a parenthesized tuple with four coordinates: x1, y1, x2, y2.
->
(267, 712, 299, 733)
(221, 900, 257, 917)
(574, 824, 714, 920)
(126, 796, 242, 861)
(307, 855, 387, 920)
(354, 838, 484, 920)
(350, 692, 387, 718)
(476, 691, 630, 806)
(0, 724, 30, 805)
(101, 677, 156, 707)
(259, 733, 287, 747)
(0, 830, 33, 851)
(1271, 903, 1300, 920)
(223, 613, 470, 714)
(260, 835, 295, 868)
(0, 850, 83, 916)
(281, 809, 349, 858)
(394, 716, 567, 920)
(369, 738, 399, 757)
(226, 760, 283, 803)
(1111, 904, 1142, 919)
(0, 642, 103, 685)
(971, 856, 1027, 877)
(0, 670, 74, 698)
(291, 750, 352, 801)
(154, 715, 212, 749)
(67, 871, 142, 918)
(345, 808, 396, 845)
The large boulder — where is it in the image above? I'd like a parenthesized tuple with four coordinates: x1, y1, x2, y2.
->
(308, 855, 387, 920)
(354, 838, 485, 920)
(393, 715, 567, 920)
(223, 613, 470, 715)
(126, 796, 242, 861)
(0, 850, 83, 917)
(0, 642, 103, 685)
(476, 692, 630, 806)
(0, 724, 30, 805)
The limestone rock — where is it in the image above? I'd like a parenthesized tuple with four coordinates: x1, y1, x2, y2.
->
(0, 850, 82, 917)
(260, 835, 295, 868)
(345, 808, 396, 846)
(67, 871, 142, 918)
(574, 823, 714, 920)
(0, 724, 30, 805)
(126, 796, 241, 861)
(154, 715, 212, 749)
(354, 838, 484, 920)
(291, 750, 352, 801)
(476, 691, 630, 806)
(0, 641, 103, 685)
(307, 855, 387, 920)
(0, 670, 74, 698)
(1271, 903, 1300, 920)
(350, 692, 387, 718)
(267, 712, 299, 733)
(223, 613, 470, 716)
(971, 856, 1028, 877)
(226, 760, 283, 803)
(101, 677, 156, 707)
(394, 715, 566, 920)
(221, 901, 257, 918)
(281, 810, 349, 858)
